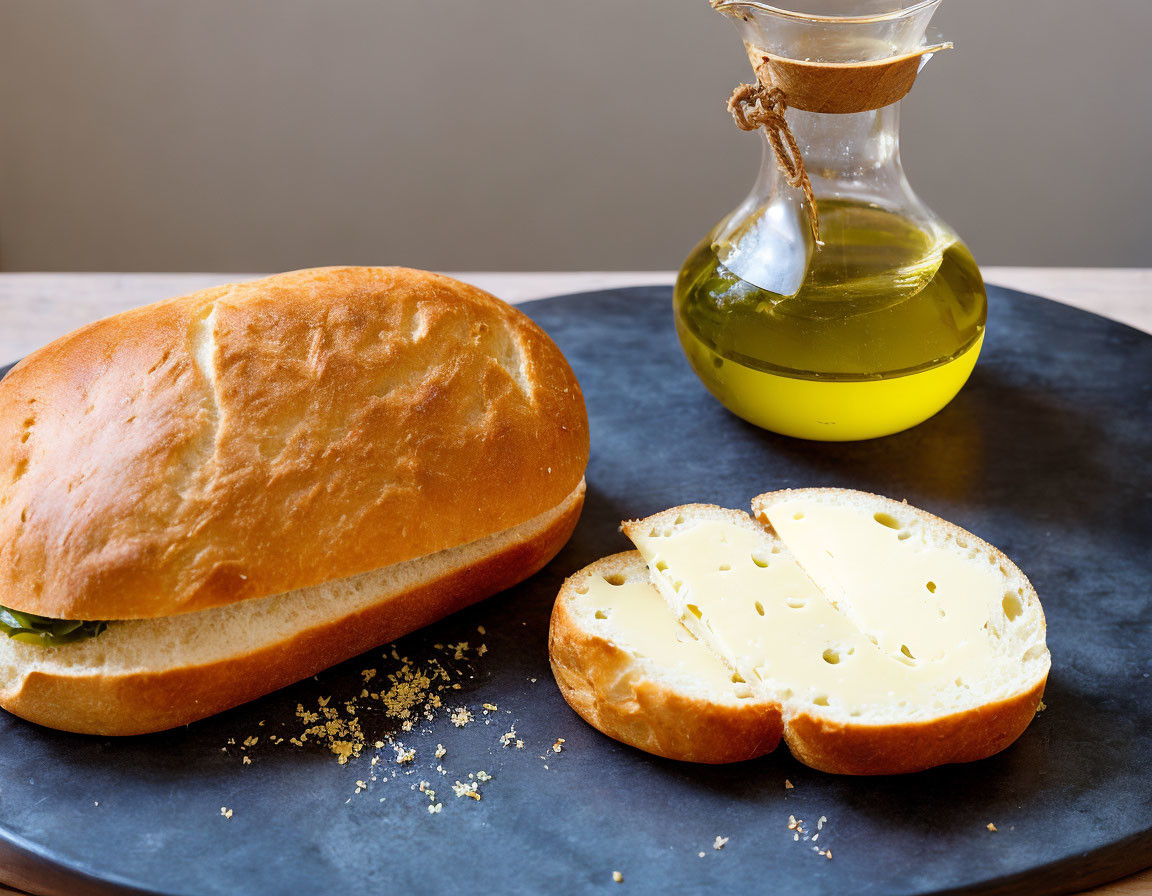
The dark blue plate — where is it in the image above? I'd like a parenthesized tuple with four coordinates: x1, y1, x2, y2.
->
(0, 285, 1149, 896)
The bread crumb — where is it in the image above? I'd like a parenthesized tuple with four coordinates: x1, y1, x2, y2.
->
(987, 823, 998, 832)
(220, 807, 233, 819)
(713, 836, 728, 850)
(1036, 701, 1046, 713)
(451, 707, 474, 728)
(428, 803, 443, 814)
(785, 779, 794, 790)
(552, 738, 566, 753)
(612, 871, 622, 883)
(242, 756, 251, 766)
(435, 744, 447, 759)
(483, 703, 498, 712)
(477, 644, 488, 656)
(394, 745, 415, 764)
(452, 780, 481, 800)
(94, 801, 99, 807)
(243, 736, 258, 747)
(698, 852, 705, 858)
(477, 625, 486, 635)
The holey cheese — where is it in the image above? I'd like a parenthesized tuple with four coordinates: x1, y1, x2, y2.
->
(569, 576, 745, 698)
(624, 499, 1048, 723)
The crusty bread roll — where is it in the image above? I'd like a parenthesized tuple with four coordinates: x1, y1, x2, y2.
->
(0, 267, 589, 735)
(552, 491, 1048, 775)
(549, 551, 781, 764)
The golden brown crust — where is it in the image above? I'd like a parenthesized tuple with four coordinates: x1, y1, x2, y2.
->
(548, 553, 783, 764)
(783, 676, 1047, 775)
(0, 485, 584, 736)
(0, 267, 589, 620)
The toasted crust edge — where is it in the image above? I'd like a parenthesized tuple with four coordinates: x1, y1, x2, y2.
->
(784, 675, 1048, 775)
(548, 551, 783, 764)
(0, 484, 584, 736)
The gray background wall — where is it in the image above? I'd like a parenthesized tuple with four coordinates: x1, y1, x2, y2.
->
(1, 0, 1148, 273)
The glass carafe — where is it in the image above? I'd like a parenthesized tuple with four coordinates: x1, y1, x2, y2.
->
(674, 0, 986, 441)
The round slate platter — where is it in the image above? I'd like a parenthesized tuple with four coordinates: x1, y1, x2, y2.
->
(0, 285, 1149, 896)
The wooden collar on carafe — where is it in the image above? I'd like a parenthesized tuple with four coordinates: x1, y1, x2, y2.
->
(744, 41, 951, 114)
(727, 41, 951, 246)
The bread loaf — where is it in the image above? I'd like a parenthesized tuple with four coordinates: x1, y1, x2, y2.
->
(0, 267, 590, 734)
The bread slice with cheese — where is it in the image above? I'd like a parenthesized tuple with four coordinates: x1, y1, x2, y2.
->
(619, 493, 1049, 774)
(550, 492, 1055, 769)
(549, 551, 782, 764)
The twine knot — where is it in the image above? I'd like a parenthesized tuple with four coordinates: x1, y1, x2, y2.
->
(727, 82, 822, 246)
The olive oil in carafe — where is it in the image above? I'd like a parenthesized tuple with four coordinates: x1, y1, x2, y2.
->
(674, 200, 987, 441)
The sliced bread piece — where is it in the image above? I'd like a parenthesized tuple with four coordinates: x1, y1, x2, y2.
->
(548, 551, 782, 764)
(622, 497, 1049, 774)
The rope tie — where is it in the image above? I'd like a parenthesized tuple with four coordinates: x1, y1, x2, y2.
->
(727, 82, 822, 246)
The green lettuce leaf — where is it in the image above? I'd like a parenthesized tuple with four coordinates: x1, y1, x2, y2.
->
(0, 605, 109, 646)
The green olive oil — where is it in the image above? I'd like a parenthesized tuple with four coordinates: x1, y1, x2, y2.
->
(674, 200, 987, 440)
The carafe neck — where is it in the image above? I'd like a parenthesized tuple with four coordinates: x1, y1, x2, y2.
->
(766, 103, 908, 201)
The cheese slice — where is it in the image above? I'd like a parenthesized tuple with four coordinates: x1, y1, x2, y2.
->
(570, 574, 744, 697)
(762, 498, 1006, 668)
(625, 509, 1004, 717)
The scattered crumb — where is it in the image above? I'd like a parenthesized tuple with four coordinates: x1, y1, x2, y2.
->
(451, 707, 474, 728)
(713, 836, 728, 850)
(987, 823, 998, 832)
(552, 738, 566, 753)
(698, 852, 705, 858)
(394, 744, 415, 764)
(476, 770, 492, 782)
(452, 780, 482, 801)
(477, 644, 488, 656)
(785, 779, 794, 790)
(94, 801, 99, 807)
(1037, 700, 1047, 713)
(612, 871, 623, 883)
(428, 803, 443, 814)
(435, 744, 447, 759)
(477, 626, 486, 635)
(482, 703, 498, 713)
(242, 756, 251, 766)
(220, 807, 233, 819)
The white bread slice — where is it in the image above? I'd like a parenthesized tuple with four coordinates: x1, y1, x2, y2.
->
(621, 495, 1049, 774)
(0, 480, 584, 736)
(548, 551, 781, 764)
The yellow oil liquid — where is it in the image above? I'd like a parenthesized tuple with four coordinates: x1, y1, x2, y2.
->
(674, 200, 987, 441)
